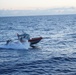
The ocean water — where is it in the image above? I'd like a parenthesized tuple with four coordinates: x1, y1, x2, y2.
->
(0, 15, 76, 75)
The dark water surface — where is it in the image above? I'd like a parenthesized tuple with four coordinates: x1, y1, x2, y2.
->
(0, 15, 76, 75)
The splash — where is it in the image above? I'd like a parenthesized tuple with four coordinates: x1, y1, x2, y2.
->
(0, 40, 30, 49)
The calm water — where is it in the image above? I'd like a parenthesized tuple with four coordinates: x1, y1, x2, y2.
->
(0, 15, 76, 75)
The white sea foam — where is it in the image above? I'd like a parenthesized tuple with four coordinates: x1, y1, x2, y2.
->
(0, 40, 30, 49)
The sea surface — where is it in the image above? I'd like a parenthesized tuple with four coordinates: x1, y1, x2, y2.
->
(0, 15, 76, 75)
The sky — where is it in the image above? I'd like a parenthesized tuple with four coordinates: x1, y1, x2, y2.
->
(0, 0, 76, 16)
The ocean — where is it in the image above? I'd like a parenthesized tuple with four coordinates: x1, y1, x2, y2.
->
(0, 15, 76, 75)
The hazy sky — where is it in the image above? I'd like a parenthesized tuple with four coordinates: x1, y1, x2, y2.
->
(0, 0, 76, 10)
(0, 0, 76, 16)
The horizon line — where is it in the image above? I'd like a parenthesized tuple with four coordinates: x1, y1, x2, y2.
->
(0, 14, 76, 17)
(0, 7, 76, 10)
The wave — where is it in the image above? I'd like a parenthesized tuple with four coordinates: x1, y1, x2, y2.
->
(0, 40, 30, 50)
